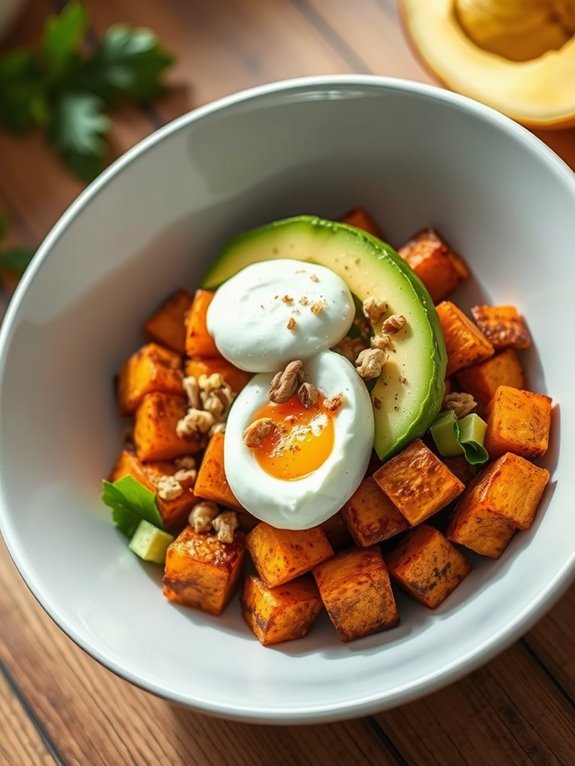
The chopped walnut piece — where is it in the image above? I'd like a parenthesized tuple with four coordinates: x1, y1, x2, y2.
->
(370, 334, 391, 350)
(310, 299, 326, 315)
(298, 382, 319, 408)
(298, 296, 310, 306)
(174, 468, 197, 485)
(156, 475, 183, 501)
(176, 408, 215, 437)
(281, 295, 294, 304)
(269, 360, 304, 403)
(183, 376, 201, 409)
(323, 393, 344, 412)
(363, 296, 388, 324)
(201, 385, 234, 420)
(286, 317, 297, 330)
(333, 336, 366, 364)
(310, 274, 320, 282)
(212, 511, 239, 544)
(243, 417, 276, 447)
(209, 421, 226, 436)
(443, 392, 477, 419)
(382, 314, 406, 334)
(356, 348, 388, 380)
(198, 373, 225, 393)
(174, 456, 196, 470)
(189, 501, 219, 533)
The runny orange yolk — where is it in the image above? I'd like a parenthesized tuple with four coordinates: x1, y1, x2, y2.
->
(250, 395, 336, 481)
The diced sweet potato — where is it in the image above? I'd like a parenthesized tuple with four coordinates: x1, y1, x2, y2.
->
(339, 207, 382, 237)
(485, 385, 552, 459)
(110, 449, 198, 530)
(441, 455, 478, 486)
(373, 439, 465, 525)
(118, 343, 183, 415)
(144, 289, 193, 354)
(185, 356, 251, 394)
(246, 523, 333, 588)
(436, 301, 495, 376)
(242, 574, 323, 646)
(194, 431, 243, 511)
(455, 349, 525, 411)
(185, 289, 219, 357)
(387, 525, 471, 609)
(471, 304, 531, 351)
(319, 511, 353, 550)
(398, 228, 470, 303)
(342, 476, 409, 547)
(134, 392, 202, 462)
(447, 452, 550, 557)
(163, 526, 245, 615)
(313, 546, 399, 642)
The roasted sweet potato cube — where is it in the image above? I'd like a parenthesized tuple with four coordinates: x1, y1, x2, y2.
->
(471, 304, 531, 351)
(342, 476, 409, 546)
(456, 349, 525, 411)
(319, 510, 353, 550)
(134, 392, 202, 462)
(185, 289, 219, 357)
(313, 546, 399, 642)
(246, 523, 333, 588)
(436, 301, 495, 376)
(386, 525, 471, 609)
(110, 449, 198, 530)
(118, 343, 183, 415)
(447, 503, 516, 558)
(441, 455, 478, 486)
(339, 207, 382, 237)
(144, 289, 193, 354)
(163, 526, 245, 615)
(398, 228, 469, 303)
(485, 385, 552, 458)
(185, 356, 251, 394)
(242, 574, 323, 646)
(373, 439, 465, 525)
(448, 452, 550, 549)
(194, 431, 243, 510)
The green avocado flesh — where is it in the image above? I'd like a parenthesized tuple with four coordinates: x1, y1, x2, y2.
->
(202, 216, 447, 462)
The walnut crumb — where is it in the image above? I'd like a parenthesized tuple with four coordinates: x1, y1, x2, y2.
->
(209, 421, 226, 436)
(243, 417, 276, 447)
(156, 475, 183, 501)
(281, 294, 294, 304)
(323, 393, 344, 412)
(363, 296, 388, 324)
(310, 274, 320, 282)
(173, 468, 197, 485)
(382, 314, 406, 334)
(198, 373, 225, 392)
(287, 317, 297, 330)
(182, 376, 200, 409)
(370, 334, 391, 350)
(176, 408, 215, 437)
(355, 348, 388, 380)
(298, 296, 310, 306)
(174, 456, 196, 470)
(444, 392, 477, 419)
(310, 299, 326, 315)
(298, 382, 319, 408)
(212, 511, 239, 544)
(269, 360, 304, 403)
(189, 501, 219, 533)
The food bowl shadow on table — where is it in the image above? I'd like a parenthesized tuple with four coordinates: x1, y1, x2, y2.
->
(0, 75, 574, 724)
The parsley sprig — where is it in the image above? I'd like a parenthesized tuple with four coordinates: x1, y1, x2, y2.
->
(102, 475, 164, 538)
(0, 1, 173, 181)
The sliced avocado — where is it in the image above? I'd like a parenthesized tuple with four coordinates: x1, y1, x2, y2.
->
(128, 519, 174, 564)
(202, 216, 446, 462)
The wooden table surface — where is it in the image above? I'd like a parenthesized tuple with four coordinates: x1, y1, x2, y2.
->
(1, 2, 574, 764)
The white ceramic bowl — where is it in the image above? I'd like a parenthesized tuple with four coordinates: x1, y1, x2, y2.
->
(0, 76, 573, 723)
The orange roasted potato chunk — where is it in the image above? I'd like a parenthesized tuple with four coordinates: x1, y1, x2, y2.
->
(194, 431, 243, 511)
(134, 392, 202, 462)
(118, 342, 183, 415)
(471, 304, 531, 351)
(436, 300, 494, 376)
(144, 289, 193, 354)
(455, 349, 525, 412)
(447, 452, 550, 557)
(372, 439, 465, 525)
(398, 228, 469, 303)
(339, 207, 382, 237)
(163, 526, 245, 615)
(110, 449, 198, 531)
(246, 522, 333, 588)
(242, 574, 323, 646)
(485, 385, 552, 458)
(386, 525, 471, 609)
(319, 510, 353, 550)
(185, 289, 219, 357)
(313, 546, 399, 642)
(342, 476, 409, 547)
(185, 356, 251, 395)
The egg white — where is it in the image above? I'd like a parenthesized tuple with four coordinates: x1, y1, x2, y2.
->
(206, 259, 355, 372)
(224, 350, 374, 530)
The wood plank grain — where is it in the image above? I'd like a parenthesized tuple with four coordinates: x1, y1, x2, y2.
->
(0, 667, 59, 766)
(0, 538, 399, 766)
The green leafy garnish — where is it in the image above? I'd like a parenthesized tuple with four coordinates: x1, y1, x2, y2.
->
(430, 409, 489, 465)
(102, 475, 164, 538)
(0, 1, 173, 180)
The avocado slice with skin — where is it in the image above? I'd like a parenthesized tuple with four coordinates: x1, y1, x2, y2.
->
(202, 216, 447, 462)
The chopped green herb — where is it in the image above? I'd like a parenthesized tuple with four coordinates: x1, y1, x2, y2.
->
(430, 409, 489, 465)
(101, 475, 164, 538)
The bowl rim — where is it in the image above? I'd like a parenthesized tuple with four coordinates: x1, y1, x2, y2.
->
(1, 74, 575, 723)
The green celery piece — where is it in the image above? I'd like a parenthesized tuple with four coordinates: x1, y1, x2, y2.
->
(458, 413, 489, 465)
(429, 410, 463, 457)
(101, 475, 164, 538)
(128, 519, 174, 564)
